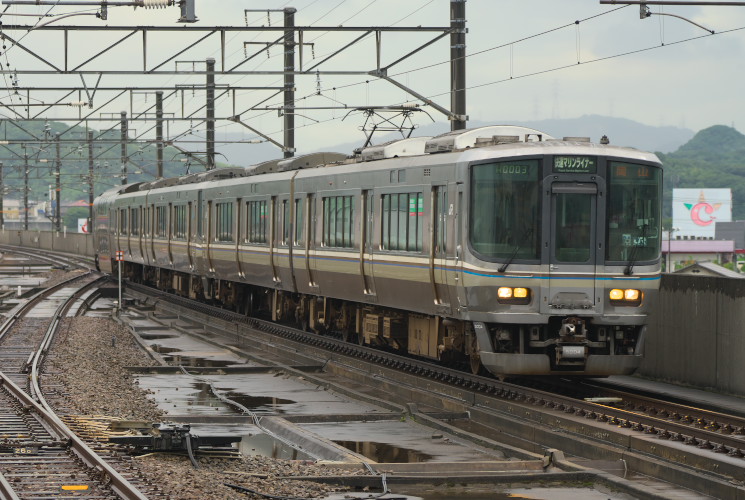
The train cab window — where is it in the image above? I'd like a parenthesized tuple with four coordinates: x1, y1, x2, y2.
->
(173, 205, 187, 239)
(323, 195, 354, 248)
(469, 160, 541, 261)
(119, 209, 128, 235)
(130, 208, 140, 236)
(155, 206, 167, 237)
(381, 192, 423, 252)
(246, 200, 268, 243)
(216, 202, 234, 242)
(606, 162, 661, 262)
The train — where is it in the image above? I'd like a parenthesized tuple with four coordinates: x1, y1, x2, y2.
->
(93, 125, 663, 377)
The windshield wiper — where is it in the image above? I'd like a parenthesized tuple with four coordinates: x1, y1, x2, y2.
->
(624, 223, 648, 276)
(499, 244, 520, 273)
(499, 227, 533, 273)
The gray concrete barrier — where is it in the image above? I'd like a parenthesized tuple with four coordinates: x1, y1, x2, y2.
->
(0, 228, 93, 258)
(641, 274, 745, 397)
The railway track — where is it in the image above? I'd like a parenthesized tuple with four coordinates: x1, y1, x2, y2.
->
(124, 280, 745, 499)
(0, 261, 150, 500)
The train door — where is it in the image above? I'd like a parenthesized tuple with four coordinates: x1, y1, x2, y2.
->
(122, 208, 130, 256)
(543, 182, 598, 314)
(305, 194, 319, 292)
(360, 189, 376, 299)
(206, 200, 215, 273)
(276, 197, 294, 287)
(269, 196, 279, 283)
(453, 186, 467, 310)
(186, 202, 194, 270)
(191, 191, 204, 273)
(235, 198, 244, 279)
(167, 203, 174, 265)
(149, 203, 157, 263)
(430, 184, 451, 314)
(137, 206, 144, 262)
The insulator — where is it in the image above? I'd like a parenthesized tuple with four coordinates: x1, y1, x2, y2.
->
(143, 0, 169, 9)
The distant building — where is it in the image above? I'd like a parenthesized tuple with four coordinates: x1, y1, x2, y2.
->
(716, 220, 745, 248)
(662, 238, 736, 271)
(1, 198, 53, 230)
(674, 261, 744, 279)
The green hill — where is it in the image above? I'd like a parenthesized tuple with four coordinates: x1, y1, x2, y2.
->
(659, 125, 745, 220)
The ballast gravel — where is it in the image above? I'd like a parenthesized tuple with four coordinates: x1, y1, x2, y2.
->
(48, 314, 357, 499)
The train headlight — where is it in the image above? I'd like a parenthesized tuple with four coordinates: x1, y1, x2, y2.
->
(497, 287, 531, 304)
(624, 289, 640, 301)
(498, 287, 513, 299)
(609, 288, 642, 306)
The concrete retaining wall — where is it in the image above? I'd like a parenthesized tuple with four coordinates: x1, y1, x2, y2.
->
(640, 274, 745, 397)
(2, 230, 744, 396)
(0, 229, 93, 257)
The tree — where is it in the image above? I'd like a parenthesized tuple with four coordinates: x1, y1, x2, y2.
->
(63, 206, 90, 231)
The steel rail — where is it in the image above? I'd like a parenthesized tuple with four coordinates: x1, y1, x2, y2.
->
(0, 268, 147, 499)
(0, 471, 22, 500)
(127, 280, 745, 460)
(0, 370, 148, 500)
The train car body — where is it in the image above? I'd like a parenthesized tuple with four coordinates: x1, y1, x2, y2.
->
(93, 126, 663, 377)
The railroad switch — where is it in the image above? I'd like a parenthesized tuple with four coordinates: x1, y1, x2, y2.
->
(108, 422, 237, 452)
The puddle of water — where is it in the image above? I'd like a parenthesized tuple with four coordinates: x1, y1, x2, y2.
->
(162, 355, 234, 368)
(239, 432, 313, 461)
(151, 345, 181, 354)
(223, 391, 296, 414)
(333, 440, 434, 463)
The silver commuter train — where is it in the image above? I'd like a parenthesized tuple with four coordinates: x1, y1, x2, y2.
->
(93, 125, 663, 377)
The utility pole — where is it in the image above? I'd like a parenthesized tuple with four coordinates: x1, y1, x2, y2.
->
(283, 7, 296, 158)
(450, 0, 467, 131)
(121, 111, 128, 185)
(87, 131, 94, 231)
(55, 134, 62, 232)
(206, 58, 216, 169)
(23, 154, 29, 230)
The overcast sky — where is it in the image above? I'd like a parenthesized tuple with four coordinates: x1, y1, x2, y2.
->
(1, 0, 744, 156)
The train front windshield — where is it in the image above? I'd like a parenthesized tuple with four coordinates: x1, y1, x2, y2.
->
(470, 160, 541, 261)
(606, 162, 662, 263)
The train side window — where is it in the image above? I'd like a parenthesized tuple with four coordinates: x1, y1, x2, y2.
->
(196, 191, 203, 238)
(155, 206, 166, 237)
(119, 209, 128, 236)
(281, 200, 290, 245)
(381, 192, 423, 252)
(246, 200, 267, 243)
(130, 207, 139, 236)
(173, 205, 187, 239)
(322, 195, 354, 248)
(294, 198, 303, 245)
(215, 202, 234, 242)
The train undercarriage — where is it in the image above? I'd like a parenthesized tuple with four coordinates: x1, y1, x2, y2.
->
(128, 262, 481, 372)
(126, 261, 642, 377)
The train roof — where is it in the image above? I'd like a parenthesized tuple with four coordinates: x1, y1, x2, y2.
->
(106, 126, 661, 197)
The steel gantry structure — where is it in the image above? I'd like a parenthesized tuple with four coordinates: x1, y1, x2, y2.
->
(0, 0, 468, 231)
